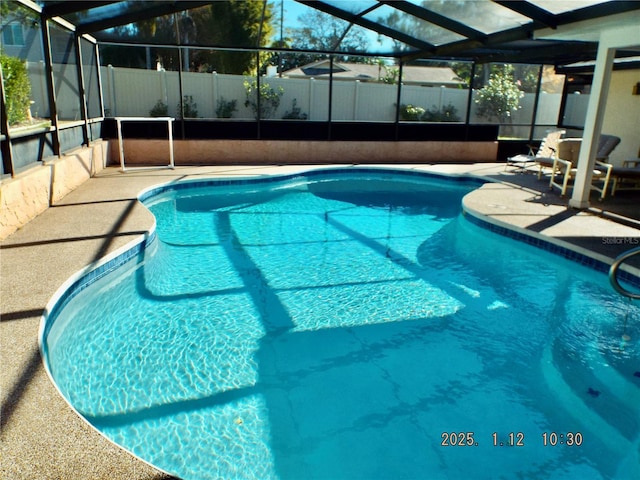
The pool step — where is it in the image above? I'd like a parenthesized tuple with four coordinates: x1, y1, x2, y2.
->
(588, 342, 640, 414)
(614, 437, 640, 480)
(549, 339, 639, 442)
(540, 343, 632, 455)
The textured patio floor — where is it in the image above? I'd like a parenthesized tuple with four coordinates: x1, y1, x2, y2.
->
(1, 163, 639, 479)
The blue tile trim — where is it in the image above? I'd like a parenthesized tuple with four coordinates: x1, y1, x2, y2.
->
(463, 210, 640, 289)
(138, 167, 484, 203)
(43, 231, 156, 341)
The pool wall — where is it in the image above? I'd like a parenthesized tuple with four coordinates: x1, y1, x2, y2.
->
(0, 140, 109, 240)
(462, 208, 640, 283)
(106, 139, 499, 166)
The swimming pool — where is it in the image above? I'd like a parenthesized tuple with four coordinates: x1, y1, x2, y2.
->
(42, 168, 640, 480)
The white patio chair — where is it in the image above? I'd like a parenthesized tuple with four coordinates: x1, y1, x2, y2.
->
(505, 129, 565, 175)
(549, 136, 619, 200)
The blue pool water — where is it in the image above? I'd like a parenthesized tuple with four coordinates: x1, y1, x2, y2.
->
(43, 169, 639, 480)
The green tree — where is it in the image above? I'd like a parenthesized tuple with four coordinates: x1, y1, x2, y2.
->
(1, 0, 39, 34)
(190, 1, 273, 74)
(511, 64, 542, 93)
(100, 1, 273, 74)
(449, 61, 473, 85)
(379, 9, 418, 55)
(287, 9, 369, 65)
(475, 65, 523, 123)
(1, 52, 31, 125)
(99, 13, 179, 69)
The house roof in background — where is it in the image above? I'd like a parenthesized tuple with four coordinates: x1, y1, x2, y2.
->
(283, 61, 465, 86)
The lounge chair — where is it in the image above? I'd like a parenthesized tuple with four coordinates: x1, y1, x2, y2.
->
(548, 134, 620, 200)
(505, 129, 565, 175)
(595, 134, 622, 162)
(611, 151, 640, 195)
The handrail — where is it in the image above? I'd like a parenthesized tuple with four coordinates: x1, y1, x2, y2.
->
(609, 246, 640, 300)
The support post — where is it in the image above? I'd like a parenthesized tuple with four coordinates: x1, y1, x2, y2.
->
(255, 50, 261, 139)
(108, 64, 117, 116)
(0, 67, 14, 176)
(394, 61, 404, 141)
(328, 55, 334, 140)
(353, 80, 360, 121)
(177, 46, 185, 139)
(174, 13, 185, 140)
(569, 42, 615, 209)
(117, 117, 125, 171)
(74, 34, 90, 146)
(529, 65, 544, 142)
(95, 43, 106, 118)
(41, 15, 60, 157)
(464, 62, 477, 141)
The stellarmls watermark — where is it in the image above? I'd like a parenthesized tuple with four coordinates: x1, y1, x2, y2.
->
(602, 237, 640, 245)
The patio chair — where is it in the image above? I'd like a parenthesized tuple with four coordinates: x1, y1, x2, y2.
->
(549, 134, 620, 200)
(595, 134, 621, 162)
(611, 148, 640, 195)
(505, 129, 565, 175)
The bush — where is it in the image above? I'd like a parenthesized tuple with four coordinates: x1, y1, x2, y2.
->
(178, 95, 198, 119)
(399, 104, 425, 121)
(282, 99, 307, 120)
(149, 99, 168, 117)
(244, 79, 283, 119)
(215, 97, 237, 118)
(399, 103, 460, 122)
(1, 52, 31, 125)
(423, 103, 460, 122)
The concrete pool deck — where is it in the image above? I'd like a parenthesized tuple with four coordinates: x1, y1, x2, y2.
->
(1, 163, 639, 479)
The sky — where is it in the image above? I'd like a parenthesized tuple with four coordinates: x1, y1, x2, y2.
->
(275, 0, 397, 55)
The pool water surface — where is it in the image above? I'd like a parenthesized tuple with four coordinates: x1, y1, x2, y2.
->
(43, 169, 640, 480)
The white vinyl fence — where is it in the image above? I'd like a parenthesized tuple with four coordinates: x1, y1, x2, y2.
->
(98, 66, 579, 125)
(25, 63, 589, 130)
(25, 61, 50, 119)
